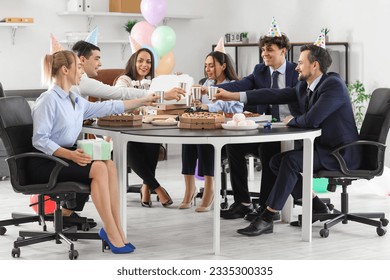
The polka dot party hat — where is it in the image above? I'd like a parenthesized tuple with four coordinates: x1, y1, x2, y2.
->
(267, 16, 282, 37)
(50, 33, 64, 54)
(314, 29, 326, 49)
(85, 27, 99, 46)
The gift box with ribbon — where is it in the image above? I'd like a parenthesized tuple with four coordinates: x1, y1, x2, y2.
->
(77, 139, 112, 160)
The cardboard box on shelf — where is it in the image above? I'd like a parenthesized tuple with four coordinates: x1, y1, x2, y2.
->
(121, 0, 141, 13)
(109, 0, 141, 13)
(109, 0, 121, 12)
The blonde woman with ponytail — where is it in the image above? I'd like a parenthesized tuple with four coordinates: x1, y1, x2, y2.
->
(30, 50, 158, 254)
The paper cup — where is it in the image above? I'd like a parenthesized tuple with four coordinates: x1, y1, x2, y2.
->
(155, 91, 165, 103)
(208, 86, 218, 100)
(177, 81, 187, 90)
(191, 87, 202, 100)
(186, 94, 193, 107)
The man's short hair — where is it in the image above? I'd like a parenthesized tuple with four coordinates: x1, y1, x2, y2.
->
(300, 44, 332, 73)
(72, 40, 101, 59)
(259, 34, 291, 50)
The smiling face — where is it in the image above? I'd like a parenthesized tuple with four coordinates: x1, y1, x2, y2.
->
(135, 50, 152, 80)
(261, 43, 286, 69)
(295, 50, 319, 84)
(204, 55, 226, 83)
(80, 49, 101, 78)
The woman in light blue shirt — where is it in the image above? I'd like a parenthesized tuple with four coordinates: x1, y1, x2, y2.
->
(30, 50, 158, 254)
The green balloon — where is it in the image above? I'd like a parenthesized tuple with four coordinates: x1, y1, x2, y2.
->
(151, 26, 176, 57)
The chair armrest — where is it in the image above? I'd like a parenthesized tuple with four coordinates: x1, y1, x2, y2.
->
(331, 140, 386, 177)
(6, 152, 69, 193)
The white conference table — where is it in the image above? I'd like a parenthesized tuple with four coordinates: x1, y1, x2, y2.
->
(117, 125, 321, 255)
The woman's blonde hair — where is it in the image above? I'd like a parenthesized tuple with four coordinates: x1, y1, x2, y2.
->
(41, 50, 77, 86)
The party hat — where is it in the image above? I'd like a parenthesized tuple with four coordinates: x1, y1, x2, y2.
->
(267, 16, 282, 37)
(85, 27, 99, 46)
(314, 29, 326, 49)
(50, 33, 64, 54)
(214, 37, 226, 53)
(129, 36, 142, 54)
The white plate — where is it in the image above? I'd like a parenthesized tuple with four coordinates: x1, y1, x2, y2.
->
(151, 120, 178, 126)
(221, 123, 259, 130)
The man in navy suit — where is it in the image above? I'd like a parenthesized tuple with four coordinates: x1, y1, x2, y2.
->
(218, 33, 300, 220)
(215, 44, 361, 236)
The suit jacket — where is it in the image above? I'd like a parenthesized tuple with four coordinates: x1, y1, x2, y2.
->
(246, 72, 361, 171)
(218, 61, 300, 115)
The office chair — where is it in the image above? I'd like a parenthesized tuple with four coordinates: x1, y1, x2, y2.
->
(0, 89, 91, 234)
(0, 96, 100, 259)
(296, 88, 390, 237)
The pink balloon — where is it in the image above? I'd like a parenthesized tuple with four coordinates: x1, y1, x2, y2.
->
(155, 51, 175, 75)
(130, 21, 155, 46)
(141, 0, 167, 26)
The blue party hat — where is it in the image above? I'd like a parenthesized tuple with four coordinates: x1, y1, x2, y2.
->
(85, 27, 99, 46)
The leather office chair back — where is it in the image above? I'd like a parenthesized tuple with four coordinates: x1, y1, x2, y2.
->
(0, 96, 34, 188)
(358, 88, 390, 173)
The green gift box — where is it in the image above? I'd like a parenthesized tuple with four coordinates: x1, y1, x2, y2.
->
(77, 139, 112, 160)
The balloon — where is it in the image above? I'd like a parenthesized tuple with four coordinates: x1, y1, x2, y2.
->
(30, 195, 56, 214)
(141, 0, 167, 26)
(151, 26, 176, 57)
(141, 44, 159, 68)
(130, 21, 155, 46)
(155, 51, 175, 75)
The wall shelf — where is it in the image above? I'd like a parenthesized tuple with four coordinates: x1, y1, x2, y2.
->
(59, 40, 130, 59)
(57, 11, 201, 30)
(0, 23, 34, 45)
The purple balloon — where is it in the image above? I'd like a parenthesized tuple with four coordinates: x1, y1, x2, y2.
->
(141, 0, 167, 26)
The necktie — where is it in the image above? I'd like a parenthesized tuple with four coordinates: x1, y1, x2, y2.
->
(305, 88, 313, 111)
(271, 71, 280, 121)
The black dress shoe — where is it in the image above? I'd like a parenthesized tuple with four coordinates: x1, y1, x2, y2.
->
(220, 202, 253, 219)
(289, 206, 331, 227)
(237, 217, 273, 236)
(244, 207, 281, 222)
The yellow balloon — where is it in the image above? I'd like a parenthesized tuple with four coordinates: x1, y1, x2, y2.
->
(155, 51, 175, 75)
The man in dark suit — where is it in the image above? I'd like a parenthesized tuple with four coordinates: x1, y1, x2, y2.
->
(218, 33, 300, 220)
(215, 44, 361, 236)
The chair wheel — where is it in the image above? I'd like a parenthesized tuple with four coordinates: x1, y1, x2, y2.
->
(11, 247, 20, 258)
(69, 249, 79, 260)
(380, 218, 389, 227)
(320, 228, 329, 238)
(0, 226, 6, 235)
(377, 227, 387, 236)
